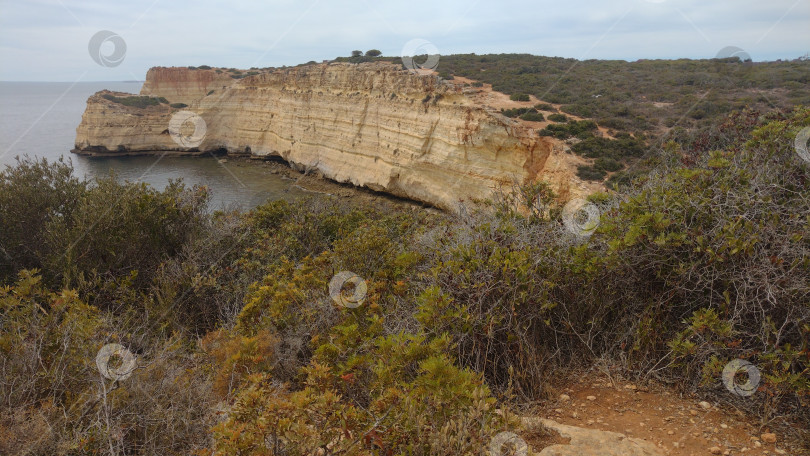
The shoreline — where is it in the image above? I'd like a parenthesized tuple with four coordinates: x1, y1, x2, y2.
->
(71, 147, 440, 213)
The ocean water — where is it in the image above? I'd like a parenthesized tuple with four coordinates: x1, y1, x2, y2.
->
(0, 81, 306, 210)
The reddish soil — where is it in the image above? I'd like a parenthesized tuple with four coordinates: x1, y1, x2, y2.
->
(529, 373, 802, 455)
(449, 76, 615, 138)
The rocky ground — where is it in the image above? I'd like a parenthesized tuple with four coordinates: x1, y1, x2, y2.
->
(517, 372, 802, 456)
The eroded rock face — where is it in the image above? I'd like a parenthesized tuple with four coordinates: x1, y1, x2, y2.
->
(74, 63, 589, 210)
(139, 67, 233, 105)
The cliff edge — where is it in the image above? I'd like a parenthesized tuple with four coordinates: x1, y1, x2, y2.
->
(74, 63, 598, 210)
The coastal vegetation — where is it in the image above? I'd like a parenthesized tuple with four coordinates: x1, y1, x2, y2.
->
(334, 52, 810, 186)
(438, 54, 810, 134)
(101, 93, 169, 108)
(1, 105, 808, 454)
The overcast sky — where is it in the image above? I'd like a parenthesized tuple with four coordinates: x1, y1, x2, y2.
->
(0, 0, 808, 81)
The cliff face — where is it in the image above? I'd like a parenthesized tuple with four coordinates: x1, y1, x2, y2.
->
(75, 63, 593, 210)
(139, 67, 233, 105)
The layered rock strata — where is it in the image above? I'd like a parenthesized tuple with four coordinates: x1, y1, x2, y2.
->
(74, 63, 590, 210)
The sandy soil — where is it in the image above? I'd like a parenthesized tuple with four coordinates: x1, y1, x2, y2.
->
(527, 372, 802, 455)
(449, 76, 615, 139)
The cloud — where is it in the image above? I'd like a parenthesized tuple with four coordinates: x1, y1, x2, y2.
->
(0, 0, 807, 81)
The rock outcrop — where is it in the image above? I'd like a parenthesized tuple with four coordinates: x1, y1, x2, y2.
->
(74, 63, 593, 210)
(525, 418, 665, 456)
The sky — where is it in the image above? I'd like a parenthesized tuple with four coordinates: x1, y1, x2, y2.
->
(0, 0, 808, 81)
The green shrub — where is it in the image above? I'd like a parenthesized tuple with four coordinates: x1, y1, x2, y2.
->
(592, 107, 810, 424)
(534, 103, 557, 112)
(170, 102, 188, 108)
(503, 107, 546, 119)
(435, 53, 810, 138)
(594, 156, 623, 172)
(576, 164, 607, 180)
(571, 135, 646, 160)
(44, 177, 209, 292)
(502, 107, 533, 118)
(0, 157, 85, 280)
(538, 119, 598, 139)
(100, 94, 166, 109)
(547, 113, 568, 122)
(510, 93, 530, 102)
(520, 111, 545, 121)
(0, 271, 217, 456)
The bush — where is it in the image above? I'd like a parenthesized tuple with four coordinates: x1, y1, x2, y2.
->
(594, 156, 623, 172)
(365, 49, 382, 57)
(534, 103, 557, 112)
(591, 108, 810, 426)
(44, 177, 209, 293)
(548, 113, 568, 122)
(520, 111, 545, 122)
(576, 164, 607, 180)
(502, 107, 532, 118)
(0, 156, 85, 279)
(510, 93, 530, 102)
(435, 53, 810, 138)
(571, 135, 646, 160)
(100, 94, 166, 109)
(0, 271, 216, 456)
(170, 102, 188, 108)
(538, 119, 598, 139)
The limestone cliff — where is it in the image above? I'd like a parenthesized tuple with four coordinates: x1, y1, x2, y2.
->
(74, 63, 596, 210)
(139, 67, 233, 105)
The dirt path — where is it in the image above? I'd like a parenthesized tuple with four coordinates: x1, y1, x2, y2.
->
(521, 373, 799, 455)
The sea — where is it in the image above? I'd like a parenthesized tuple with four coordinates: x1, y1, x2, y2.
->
(0, 81, 306, 211)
